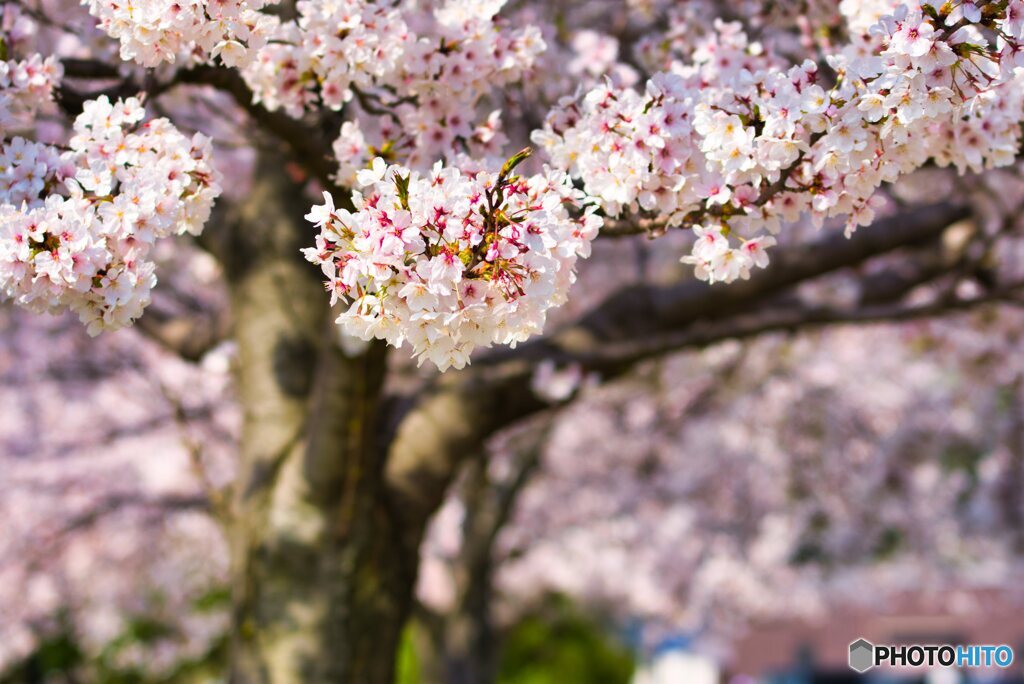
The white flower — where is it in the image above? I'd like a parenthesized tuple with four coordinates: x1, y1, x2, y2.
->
(356, 157, 389, 188)
(741, 235, 776, 269)
(891, 15, 935, 58)
(691, 225, 729, 261)
(305, 191, 337, 228)
(857, 93, 888, 122)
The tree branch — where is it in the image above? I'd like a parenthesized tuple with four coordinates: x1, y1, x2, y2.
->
(383, 370, 547, 538)
(569, 280, 1024, 371)
(60, 57, 122, 80)
(480, 202, 970, 367)
(134, 305, 228, 362)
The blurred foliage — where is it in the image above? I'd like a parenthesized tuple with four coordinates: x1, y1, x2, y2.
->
(395, 624, 421, 684)
(0, 612, 226, 684)
(0, 626, 84, 684)
(3, 597, 633, 684)
(494, 608, 635, 684)
(396, 605, 635, 684)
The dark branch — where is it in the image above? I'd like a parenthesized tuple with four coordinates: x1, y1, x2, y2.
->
(480, 202, 971, 367)
(60, 57, 122, 80)
(134, 305, 228, 362)
(385, 204, 974, 513)
(569, 280, 1024, 370)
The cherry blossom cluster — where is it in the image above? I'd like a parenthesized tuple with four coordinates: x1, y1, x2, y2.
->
(533, 1, 1024, 284)
(316, 1, 545, 183)
(0, 5, 62, 131)
(303, 151, 601, 370)
(0, 53, 62, 130)
(0, 96, 221, 334)
(82, 0, 276, 67)
(238, 0, 409, 116)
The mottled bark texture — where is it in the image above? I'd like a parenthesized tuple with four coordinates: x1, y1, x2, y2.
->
(214, 151, 414, 684)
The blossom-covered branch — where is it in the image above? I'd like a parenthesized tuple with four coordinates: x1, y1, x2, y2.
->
(534, 1, 1024, 282)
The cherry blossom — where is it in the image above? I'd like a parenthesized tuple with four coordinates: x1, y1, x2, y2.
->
(0, 95, 221, 333)
(303, 151, 601, 369)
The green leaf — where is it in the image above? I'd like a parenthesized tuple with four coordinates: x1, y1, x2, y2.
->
(394, 172, 411, 210)
(500, 148, 533, 181)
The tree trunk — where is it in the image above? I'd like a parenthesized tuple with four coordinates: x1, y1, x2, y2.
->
(213, 150, 418, 684)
